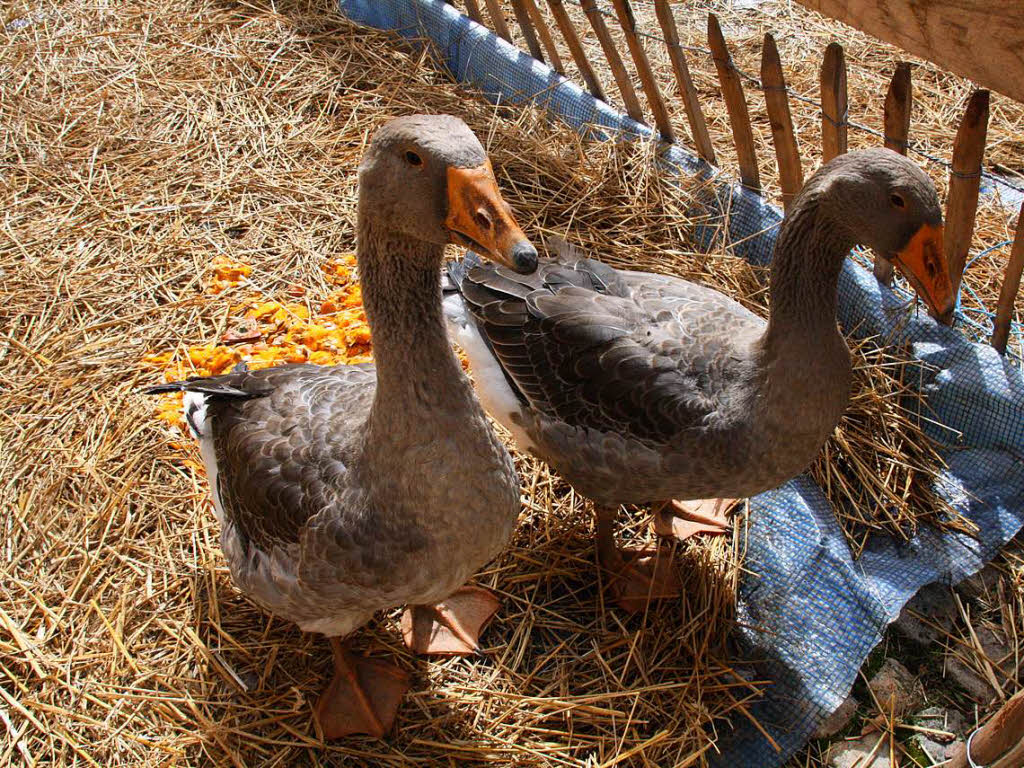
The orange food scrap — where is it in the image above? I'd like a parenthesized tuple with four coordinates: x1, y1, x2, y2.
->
(209, 257, 253, 294)
(322, 254, 357, 285)
(145, 258, 379, 441)
(141, 351, 173, 369)
(155, 391, 185, 430)
(187, 345, 242, 377)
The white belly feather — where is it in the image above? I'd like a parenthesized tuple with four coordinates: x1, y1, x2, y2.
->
(443, 293, 535, 453)
(183, 391, 225, 524)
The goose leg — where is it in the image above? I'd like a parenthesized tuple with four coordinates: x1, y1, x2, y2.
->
(652, 498, 740, 542)
(595, 505, 681, 614)
(401, 585, 500, 655)
(315, 637, 409, 739)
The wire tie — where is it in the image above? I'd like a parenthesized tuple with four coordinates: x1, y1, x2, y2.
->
(965, 726, 986, 768)
(821, 107, 849, 128)
(951, 168, 983, 180)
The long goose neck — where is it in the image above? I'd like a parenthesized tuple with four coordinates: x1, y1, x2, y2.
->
(751, 187, 854, 451)
(358, 219, 473, 412)
(764, 188, 855, 345)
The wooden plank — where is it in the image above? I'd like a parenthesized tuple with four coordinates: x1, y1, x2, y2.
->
(482, 0, 513, 43)
(610, 0, 675, 142)
(760, 33, 803, 211)
(707, 13, 760, 190)
(653, 0, 715, 164)
(875, 61, 913, 285)
(546, 0, 605, 100)
(791, 0, 1024, 106)
(820, 42, 848, 163)
(510, 0, 545, 61)
(579, 0, 644, 123)
(945, 89, 990, 300)
(991, 203, 1024, 354)
(523, 0, 565, 73)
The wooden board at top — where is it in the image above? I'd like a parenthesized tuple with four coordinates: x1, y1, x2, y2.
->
(792, 0, 1024, 105)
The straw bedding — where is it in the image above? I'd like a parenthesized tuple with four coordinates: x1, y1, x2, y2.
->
(0, 0, 1012, 765)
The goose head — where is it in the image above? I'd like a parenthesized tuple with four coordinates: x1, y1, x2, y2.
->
(358, 114, 538, 274)
(814, 148, 955, 325)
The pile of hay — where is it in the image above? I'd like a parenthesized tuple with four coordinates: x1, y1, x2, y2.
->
(0, 0, 995, 765)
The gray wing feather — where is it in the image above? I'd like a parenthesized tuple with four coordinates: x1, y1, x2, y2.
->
(452, 248, 764, 447)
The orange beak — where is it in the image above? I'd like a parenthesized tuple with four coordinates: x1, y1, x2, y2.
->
(889, 223, 955, 326)
(445, 161, 538, 274)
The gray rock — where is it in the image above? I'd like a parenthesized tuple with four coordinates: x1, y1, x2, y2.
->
(956, 564, 1002, 601)
(868, 658, 925, 715)
(814, 695, 858, 739)
(946, 654, 997, 702)
(944, 626, 1011, 703)
(893, 584, 956, 645)
(826, 734, 893, 768)
(915, 705, 966, 736)
(911, 706, 966, 764)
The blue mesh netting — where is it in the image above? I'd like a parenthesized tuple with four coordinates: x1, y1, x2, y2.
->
(339, 2, 1024, 765)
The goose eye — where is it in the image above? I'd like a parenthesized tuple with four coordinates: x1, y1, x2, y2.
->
(890, 193, 906, 209)
(405, 151, 423, 167)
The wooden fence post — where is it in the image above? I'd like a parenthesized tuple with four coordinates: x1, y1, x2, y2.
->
(609, 0, 675, 141)
(820, 42, 848, 162)
(654, 0, 716, 163)
(523, 0, 565, 73)
(481, 0, 514, 42)
(580, 0, 645, 123)
(991, 203, 1024, 354)
(947, 690, 1024, 768)
(546, 0, 606, 100)
(708, 13, 760, 190)
(875, 61, 912, 285)
(945, 89, 990, 300)
(461, 0, 483, 24)
(761, 33, 803, 211)
(510, 0, 545, 61)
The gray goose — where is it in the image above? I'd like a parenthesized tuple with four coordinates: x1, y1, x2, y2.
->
(146, 115, 538, 737)
(444, 149, 955, 612)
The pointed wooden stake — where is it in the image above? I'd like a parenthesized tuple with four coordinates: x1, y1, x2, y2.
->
(580, 0, 644, 123)
(876, 61, 913, 285)
(945, 89, 990, 299)
(462, 0, 483, 24)
(610, 0, 675, 141)
(883, 62, 912, 155)
(991, 203, 1024, 354)
(510, 0, 545, 61)
(760, 33, 803, 211)
(820, 42, 848, 162)
(523, 0, 565, 73)
(481, 0, 513, 42)
(707, 13, 760, 190)
(654, 0, 715, 163)
(546, 0, 605, 100)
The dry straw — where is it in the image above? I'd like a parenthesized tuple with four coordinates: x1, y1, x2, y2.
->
(0, 0, 1011, 766)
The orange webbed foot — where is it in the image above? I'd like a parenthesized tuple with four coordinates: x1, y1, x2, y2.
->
(315, 639, 409, 740)
(401, 585, 500, 655)
(652, 498, 741, 542)
(599, 546, 682, 614)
